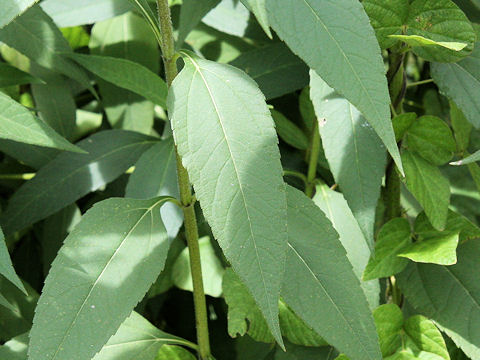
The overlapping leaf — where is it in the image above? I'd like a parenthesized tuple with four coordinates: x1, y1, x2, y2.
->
(0, 0, 40, 29)
(0, 228, 26, 295)
(0, 62, 43, 87)
(177, 0, 221, 46)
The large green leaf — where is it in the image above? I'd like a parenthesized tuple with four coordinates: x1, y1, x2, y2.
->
(397, 241, 480, 359)
(0, 0, 40, 29)
(265, 0, 402, 173)
(93, 311, 194, 360)
(89, 11, 159, 134)
(310, 71, 386, 246)
(0, 62, 43, 87)
(282, 185, 381, 360)
(0, 92, 82, 153)
(314, 184, 379, 309)
(240, 0, 271, 37)
(0, 228, 26, 294)
(28, 197, 172, 360)
(431, 43, 480, 128)
(69, 53, 167, 109)
(169, 52, 288, 345)
(0, 130, 157, 235)
(177, 0, 221, 46)
(230, 43, 309, 100)
(401, 150, 450, 230)
(0, 6, 93, 91)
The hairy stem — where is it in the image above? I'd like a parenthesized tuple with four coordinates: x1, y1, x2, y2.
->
(156, 1, 211, 358)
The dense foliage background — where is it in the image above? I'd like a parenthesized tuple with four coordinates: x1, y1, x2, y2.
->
(1, 0, 480, 359)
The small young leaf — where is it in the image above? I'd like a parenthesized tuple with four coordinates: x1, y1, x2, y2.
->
(363, 218, 411, 281)
(373, 304, 404, 357)
(270, 110, 309, 150)
(0, 228, 27, 295)
(389, 34, 468, 51)
(398, 232, 459, 265)
(28, 197, 172, 360)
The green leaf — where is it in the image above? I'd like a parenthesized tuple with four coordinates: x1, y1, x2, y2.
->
(0, 130, 157, 235)
(363, 218, 411, 281)
(0, 332, 28, 360)
(270, 110, 309, 150)
(89, 11, 160, 134)
(451, 149, 480, 165)
(450, 100, 472, 152)
(155, 345, 196, 360)
(314, 184, 379, 309)
(393, 113, 417, 142)
(28, 197, 172, 360)
(93, 311, 195, 360)
(266, 0, 402, 174)
(0, 6, 94, 92)
(0, 228, 26, 295)
(373, 304, 404, 357)
(0, 62, 43, 87)
(431, 42, 480, 128)
(397, 241, 480, 359)
(274, 342, 338, 360)
(230, 43, 309, 100)
(126, 0, 162, 46)
(310, 71, 386, 245)
(202, 0, 251, 38)
(125, 138, 183, 239)
(389, 34, 468, 51)
(240, 0, 271, 37)
(177, 0, 221, 47)
(169, 52, 288, 346)
(60, 26, 90, 50)
(0, 92, 82, 153)
(172, 236, 225, 298)
(401, 150, 450, 230)
(398, 232, 459, 265)
(0, 0, 40, 29)
(404, 315, 451, 360)
(406, 116, 456, 165)
(282, 185, 381, 360)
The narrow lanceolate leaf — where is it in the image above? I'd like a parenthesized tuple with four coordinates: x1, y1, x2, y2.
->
(0, 130, 157, 235)
(389, 34, 467, 51)
(431, 43, 480, 128)
(266, 0, 402, 173)
(240, 0, 271, 37)
(177, 0, 221, 46)
(451, 149, 480, 165)
(310, 72, 386, 246)
(0, 92, 82, 153)
(169, 52, 288, 346)
(397, 241, 480, 359)
(0, 62, 43, 87)
(0, 0, 40, 29)
(0, 228, 26, 295)
(283, 185, 381, 360)
(69, 53, 167, 108)
(93, 312, 195, 360)
(28, 197, 172, 360)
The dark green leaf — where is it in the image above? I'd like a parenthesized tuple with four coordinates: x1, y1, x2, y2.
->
(393, 113, 417, 142)
(0, 62, 43, 87)
(451, 149, 480, 165)
(29, 197, 172, 360)
(0, 228, 26, 294)
(274, 341, 338, 360)
(177, 0, 221, 46)
(270, 110, 308, 150)
(0, 332, 28, 360)
(450, 100, 472, 152)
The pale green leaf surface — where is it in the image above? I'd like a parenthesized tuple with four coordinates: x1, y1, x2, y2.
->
(169, 52, 288, 346)
(172, 237, 225, 298)
(266, 0, 402, 173)
(202, 0, 250, 37)
(282, 185, 381, 360)
(404, 315, 450, 360)
(451, 149, 480, 165)
(155, 345, 196, 360)
(0, 130, 157, 235)
(177, 0, 221, 46)
(230, 43, 309, 100)
(431, 43, 480, 128)
(0, 92, 82, 153)
(240, 0, 271, 37)
(0, 228, 26, 294)
(93, 311, 193, 360)
(389, 34, 467, 51)
(270, 110, 308, 150)
(402, 151, 450, 230)
(406, 116, 456, 165)
(397, 241, 480, 359)
(314, 184, 379, 309)
(0, 62, 43, 87)
(373, 304, 404, 357)
(398, 232, 459, 265)
(393, 113, 417, 142)
(28, 197, 172, 360)
(363, 218, 411, 281)
(0, 0, 40, 29)
(0, 332, 28, 360)
(310, 72, 386, 246)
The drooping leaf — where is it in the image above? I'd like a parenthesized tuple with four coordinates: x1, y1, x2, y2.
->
(282, 185, 381, 360)
(405, 116, 456, 165)
(177, 0, 221, 47)
(28, 197, 172, 360)
(310, 71, 386, 245)
(169, 52, 288, 345)
(0, 130, 157, 235)
(266, 0, 402, 174)
(431, 42, 480, 128)
(398, 232, 459, 265)
(401, 150, 450, 230)
(0, 62, 43, 87)
(314, 184, 379, 309)
(270, 110, 309, 150)
(0, 0, 40, 29)
(240, 0, 271, 37)
(230, 43, 309, 100)
(0, 332, 28, 360)
(397, 241, 480, 359)
(69, 53, 167, 109)
(0, 228, 26, 294)
(93, 311, 194, 360)
(155, 345, 196, 360)
(125, 138, 183, 239)
(0, 92, 82, 153)
(363, 218, 411, 281)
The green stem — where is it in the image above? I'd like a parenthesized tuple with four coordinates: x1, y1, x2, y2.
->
(156, 1, 211, 358)
(406, 78, 434, 88)
(305, 120, 320, 198)
(283, 170, 308, 186)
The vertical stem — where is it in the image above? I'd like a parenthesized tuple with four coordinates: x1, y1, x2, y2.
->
(305, 120, 320, 198)
(156, 1, 211, 358)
